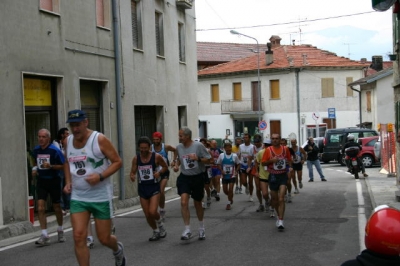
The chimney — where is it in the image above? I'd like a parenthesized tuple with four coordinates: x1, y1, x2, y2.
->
(302, 54, 308, 65)
(269, 35, 282, 48)
(265, 43, 273, 65)
(370, 55, 383, 71)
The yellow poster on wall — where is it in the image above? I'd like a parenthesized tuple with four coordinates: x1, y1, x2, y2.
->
(24, 78, 52, 106)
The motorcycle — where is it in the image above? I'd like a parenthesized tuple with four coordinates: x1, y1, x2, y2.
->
(344, 146, 362, 179)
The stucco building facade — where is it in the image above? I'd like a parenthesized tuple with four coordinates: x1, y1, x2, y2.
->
(0, 0, 197, 225)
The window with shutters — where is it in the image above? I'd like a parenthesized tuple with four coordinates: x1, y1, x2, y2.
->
(270, 80, 280, 99)
(178, 22, 186, 62)
(366, 91, 372, 112)
(131, 0, 143, 50)
(40, 0, 60, 14)
(321, 78, 334, 98)
(233, 83, 242, 101)
(346, 77, 354, 97)
(96, 0, 111, 29)
(80, 80, 103, 132)
(155, 12, 164, 56)
(211, 84, 220, 103)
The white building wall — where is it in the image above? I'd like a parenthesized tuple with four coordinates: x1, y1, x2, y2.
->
(119, 1, 197, 197)
(359, 75, 394, 129)
(375, 76, 394, 125)
(0, 1, 117, 224)
(198, 67, 365, 141)
(198, 115, 234, 139)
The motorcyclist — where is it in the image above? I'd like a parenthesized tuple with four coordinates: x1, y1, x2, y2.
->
(341, 205, 400, 265)
(341, 134, 368, 177)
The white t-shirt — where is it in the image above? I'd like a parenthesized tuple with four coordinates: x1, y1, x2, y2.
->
(239, 143, 254, 166)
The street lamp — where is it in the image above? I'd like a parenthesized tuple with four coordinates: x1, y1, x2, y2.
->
(230, 30, 262, 124)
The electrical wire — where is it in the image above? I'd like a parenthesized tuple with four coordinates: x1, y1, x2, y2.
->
(196, 11, 376, 32)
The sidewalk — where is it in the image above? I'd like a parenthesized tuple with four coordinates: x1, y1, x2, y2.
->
(0, 187, 175, 247)
(364, 167, 400, 210)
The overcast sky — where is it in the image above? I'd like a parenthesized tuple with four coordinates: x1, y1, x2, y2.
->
(195, 0, 393, 61)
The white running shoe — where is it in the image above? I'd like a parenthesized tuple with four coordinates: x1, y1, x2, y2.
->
(87, 237, 94, 249)
(35, 234, 50, 246)
(294, 188, 300, 194)
(299, 182, 303, 189)
(198, 229, 206, 240)
(249, 196, 254, 202)
(269, 207, 275, 218)
(159, 225, 167, 238)
(277, 220, 285, 230)
(181, 229, 192, 240)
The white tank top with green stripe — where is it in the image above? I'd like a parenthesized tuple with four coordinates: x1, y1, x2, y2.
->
(67, 131, 112, 202)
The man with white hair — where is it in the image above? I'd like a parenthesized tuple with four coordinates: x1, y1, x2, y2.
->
(32, 128, 66, 246)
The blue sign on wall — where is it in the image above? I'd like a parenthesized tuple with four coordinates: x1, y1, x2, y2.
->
(328, 108, 336, 119)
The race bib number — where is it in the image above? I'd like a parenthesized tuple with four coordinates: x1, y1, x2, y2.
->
(138, 165, 154, 181)
(273, 159, 286, 170)
(37, 154, 50, 169)
(207, 168, 212, 178)
(69, 155, 87, 176)
(182, 154, 198, 170)
(223, 165, 233, 175)
(293, 154, 301, 163)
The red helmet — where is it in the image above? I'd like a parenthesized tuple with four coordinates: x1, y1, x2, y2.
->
(365, 205, 400, 256)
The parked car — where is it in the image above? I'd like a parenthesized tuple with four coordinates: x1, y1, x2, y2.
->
(321, 127, 379, 165)
(358, 136, 380, 167)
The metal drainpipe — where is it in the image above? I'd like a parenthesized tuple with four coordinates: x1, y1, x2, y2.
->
(295, 68, 301, 141)
(350, 85, 362, 128)
(112, 0, 125, 200)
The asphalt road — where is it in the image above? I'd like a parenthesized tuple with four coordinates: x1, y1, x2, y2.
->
(0, 163, 373, 266)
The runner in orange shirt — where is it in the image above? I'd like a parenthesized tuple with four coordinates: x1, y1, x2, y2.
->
(261, 133, 292, 230)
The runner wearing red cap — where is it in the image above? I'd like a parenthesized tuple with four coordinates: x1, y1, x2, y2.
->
(151, 131, 177, 221)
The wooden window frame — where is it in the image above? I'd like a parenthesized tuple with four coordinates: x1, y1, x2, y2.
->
(178, 22, 186, 62)
(270, 80, 280, 99)
(131, 0, 143, 50)
(96, 0, 111, 30)
(39, 0, 60, 14)
(366, 91, 372, 112)
(346, 77, 354, 97)
(233, 83, 242, 101)
(321, 78, 334, 98)
(211, 84, 220, 103)
(155, 11, 165, 57)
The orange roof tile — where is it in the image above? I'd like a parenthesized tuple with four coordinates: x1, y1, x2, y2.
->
(198, 44, 370, 77)
(197, 42, 260, 63)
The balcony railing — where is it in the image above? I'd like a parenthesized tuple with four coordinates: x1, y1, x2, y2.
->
(176, 0, 193, 9)
(221, 98, 264, 114)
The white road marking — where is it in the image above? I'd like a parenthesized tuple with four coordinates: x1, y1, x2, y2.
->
(0, 197, 180, 251)
(356, 180, 367, 251)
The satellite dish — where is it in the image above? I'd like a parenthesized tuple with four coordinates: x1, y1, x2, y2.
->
(372, 0, 396, 11)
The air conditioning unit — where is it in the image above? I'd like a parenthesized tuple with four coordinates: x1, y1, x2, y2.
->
(176, 0, 193, 9)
